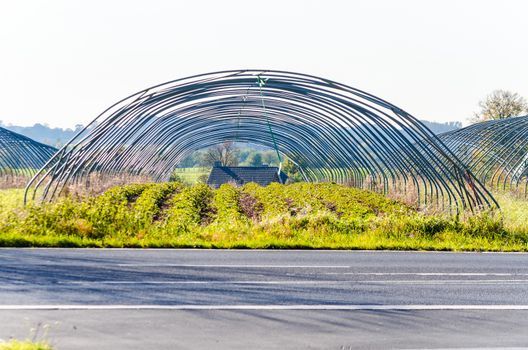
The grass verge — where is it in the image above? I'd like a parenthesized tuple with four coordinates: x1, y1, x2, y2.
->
(0, 340, 52, 350)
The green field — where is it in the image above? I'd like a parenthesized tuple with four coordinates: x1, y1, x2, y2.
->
(0, 182, 527, 251)
(170, 167, 210, 184)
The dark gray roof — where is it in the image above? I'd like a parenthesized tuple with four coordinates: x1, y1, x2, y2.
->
(207, 166, 288, 188)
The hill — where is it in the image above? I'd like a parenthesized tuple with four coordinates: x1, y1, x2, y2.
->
(0, 122, 84, 148)
(420, 120, 462, 134)
(0, 119, 461, 149)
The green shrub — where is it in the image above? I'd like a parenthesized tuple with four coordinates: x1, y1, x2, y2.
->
(132, 182, 182, 226)
(213, 184, 245, 224)
(165, 183, 214, 231)
(19, 198, 83, 236)
(1, 183, 527, 251)
(86, 183, 151, 237)
(242, 182, 289, 217)
(461, 211, 507, 239)
(238, 191, 263, 221)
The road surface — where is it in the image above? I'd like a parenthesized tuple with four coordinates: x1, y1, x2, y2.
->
(1, 249, 528, 349)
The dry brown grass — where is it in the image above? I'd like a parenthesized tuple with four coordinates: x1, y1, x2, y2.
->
(0, 175, 32, 189)
(344, 175, 495, 216)
(57, 173, 156, 199)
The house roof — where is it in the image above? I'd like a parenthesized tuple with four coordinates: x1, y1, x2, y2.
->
(207, 166, 288, 188)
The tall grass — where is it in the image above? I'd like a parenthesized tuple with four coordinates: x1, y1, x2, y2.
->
(492, 191, 528, 234)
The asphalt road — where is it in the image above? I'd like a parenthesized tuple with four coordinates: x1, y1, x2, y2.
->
(1, 249, 528, 349)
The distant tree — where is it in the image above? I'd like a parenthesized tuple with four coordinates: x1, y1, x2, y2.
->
(247, 153, 263, 166)
(261, 151, 278, 166)
(179, 150, 206, 168)
(282, 157, 303, 183)
(203, 142, 239, 166)
(237, 148, 252, 164)
(473, 90, 528, 122)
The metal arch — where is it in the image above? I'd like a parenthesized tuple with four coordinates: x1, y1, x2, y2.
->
(438, 116, 528, 195)
(0, 127, 57, 178)
(25, 69, 496, 211)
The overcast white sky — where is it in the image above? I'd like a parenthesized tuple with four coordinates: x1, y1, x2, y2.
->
(0, 0, 526, 128)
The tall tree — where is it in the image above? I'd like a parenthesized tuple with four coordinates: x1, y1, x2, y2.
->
(247, 152, 263, 166)
(203, 142, 239, 166)
(474, 90, 528, 122)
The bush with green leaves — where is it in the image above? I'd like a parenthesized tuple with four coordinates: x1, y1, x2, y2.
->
(133, 182, 182, 226)
(0, 182, 527, 251)
(164, 183, 215, 231)
(213, 184, 245, 224)
(86, 183, 151, 236)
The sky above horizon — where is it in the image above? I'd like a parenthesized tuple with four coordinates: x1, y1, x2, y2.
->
(0, 0, 527, 129)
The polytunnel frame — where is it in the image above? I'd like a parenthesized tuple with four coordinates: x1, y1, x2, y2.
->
(0, 127, 57, 178)
(25, 69, 497, 212)
(439, 115, 528, 195)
